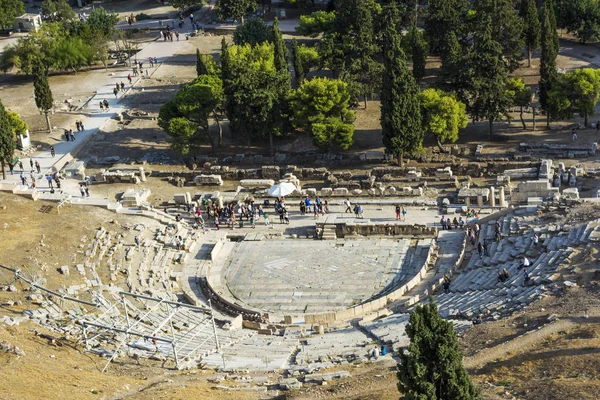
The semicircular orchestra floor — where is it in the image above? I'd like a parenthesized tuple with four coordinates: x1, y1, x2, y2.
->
(218, 238, 432, 314)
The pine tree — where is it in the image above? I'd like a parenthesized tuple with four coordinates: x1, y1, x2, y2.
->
(468, 16, 510, 137)
(0, 99, 16, 180)
(539, 0, 559, 128)
(520, 0, 541, 67)
(398, 300, 479, 399)
(291, 38, 304, 86)
(33, 64, 53, 132)
(380, 4, 422, 167)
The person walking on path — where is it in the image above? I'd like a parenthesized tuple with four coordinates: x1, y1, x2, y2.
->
(79, 186, 85, 197)
(46, 175, 53, 189)
(115, 82, 120, 93)
(120, 81, 125, 91)
(29, 158, 33, 170)
(103, 99, 109, 111)
(69, 129, 75, 141)
(596, 120, 600, 134)
(395, 205, 401, 220)
(18, 160, 23, 171)
(344, 198, 352, 213)
(50, 146, 55, 157)
(175, 31, 179, 41)
(127, 73, 132, 84)
(19, 172, 26, 185)
(35, 161, 41, 174)
(401, 206, 407, 222)
(8, 162, 13, 175)
(477, 242, 483, 258)
(113, 87, 119, 98)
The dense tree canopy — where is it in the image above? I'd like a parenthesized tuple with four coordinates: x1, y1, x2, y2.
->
(419, 88, 468, 150)
(216, 0, 257, 24)
(289, 77, 355, 151)
(295, 10, 335, 37)
(555, 0, 600, 43)
(506, 77, 532, 129)
(548, 68, 600, 127)
(169, 0, 206, 11)
(233, 17, 270, 46)
(159, 76, 223, 155)
(398, 300, 479, 400)
(0, 0, 25, 29)
(41, 0, 76, 22)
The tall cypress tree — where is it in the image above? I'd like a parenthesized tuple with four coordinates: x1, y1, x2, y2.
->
(468, 16, 510, 137)
(410, 26, 429, 82)
(520, 0, 541, 67)
(291, 38, 304, 86)
(473, 0, 525, 72)
(539, 0, 559, 128)
(196, 49, 209, 76)
(548, 0, 560, 54)
(269, 18, 291, 156)
(398, 300, 479, 399)
(33, 64, 53, 132)
(0, 99, 16, 180)
(380, 3, 422, 167)
(425, 0, 468, 57)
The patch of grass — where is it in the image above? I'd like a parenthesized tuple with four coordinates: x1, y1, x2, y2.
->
(136, 13, 152, 21)
(497, 380, 513, 387)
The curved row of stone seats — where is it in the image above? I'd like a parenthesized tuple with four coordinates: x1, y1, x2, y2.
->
(434, 285, 545, 320)
(200, 334, 300, 371)
(294, 327, 373, 365)
(450, 248, 566, 293)
(359, 312, 472, 352)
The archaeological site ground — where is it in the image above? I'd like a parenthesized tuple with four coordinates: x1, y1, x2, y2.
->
(1, 1, 600, 399)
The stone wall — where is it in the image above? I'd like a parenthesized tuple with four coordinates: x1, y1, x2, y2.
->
(315, 222, 437, 239)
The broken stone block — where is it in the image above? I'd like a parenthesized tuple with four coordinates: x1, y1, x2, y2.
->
(193, 174, 223, 186)
(59, 266, 70, 276)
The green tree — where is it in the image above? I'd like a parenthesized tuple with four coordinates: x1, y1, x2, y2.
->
(216, 0, 257, 24)
(196, 50, 219, 77)
(41, 0, 76, 22)
(222, 42, 279, 149)
(288, 77, 355, 151)
(555, 0, 600, 43)
(468, 17, 510, 137)
(539, 0, 559, 128)
(424, 0, 468, 56)
(86, 6, 119, 37)
(0, 0, 25, 29)
(158, 75, 222, 155)
(520, 0, 541, 67)
(295, 10, 335, 37)
(33, 64, 54, 132)
(293, 42, 319, 84)
(233, 17, 270, 46)
(169, 0, 206, 11)
(0, 100, 17, 180)
(380, 4, 422, 166)
(506, 77, 532, 129)
(398, 300, 479, 400)
(270, 18, 292, 155)
(473, 0, 525, 72)
(291, 39, 304, 85)
(419, 88, 467, 151)
(404, 25, 429, 82)
(7, 111, 28, 137)
(548, 68, 600, 127)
